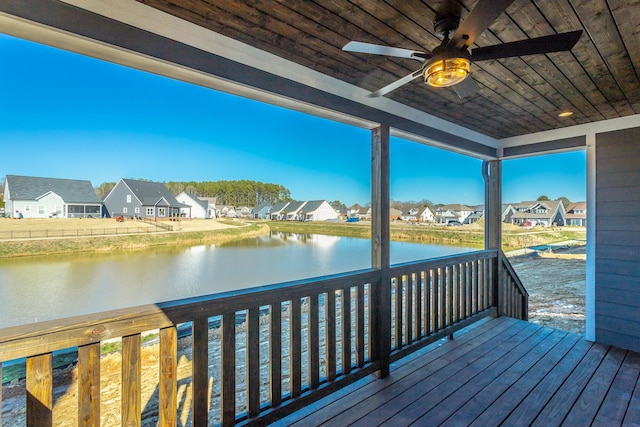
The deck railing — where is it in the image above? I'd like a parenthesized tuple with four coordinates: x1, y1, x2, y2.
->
(500, 250, 529, 320)
(0, 250, 527, 426)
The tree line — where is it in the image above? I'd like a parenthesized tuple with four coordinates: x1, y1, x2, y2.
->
(95, 179, 292, 207)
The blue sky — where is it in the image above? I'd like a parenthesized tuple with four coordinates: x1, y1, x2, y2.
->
(0, 34, 586, 206)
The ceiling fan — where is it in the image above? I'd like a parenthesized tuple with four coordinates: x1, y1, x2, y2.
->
(342, 0, 582, 99)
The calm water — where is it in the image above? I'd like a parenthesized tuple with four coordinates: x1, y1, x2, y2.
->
(0, 233, 472, 328)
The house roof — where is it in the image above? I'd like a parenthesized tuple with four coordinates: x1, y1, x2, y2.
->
(566, 202, 587, 218)
(251, 202, 273, 214)
(284, 201, 306, 214)
(301, 200, 328, 213)
(121, 179, 185, 207)
(566, 202, 587, 212)
(6, 175, 101, 204)
(390, 208, 403, 217)
(270, 202, 290, 214)
(440, 204, 474, 212)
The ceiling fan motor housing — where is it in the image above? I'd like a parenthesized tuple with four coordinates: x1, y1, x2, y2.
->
(424, 45, 471, 87)
(434, 15, 460, 39)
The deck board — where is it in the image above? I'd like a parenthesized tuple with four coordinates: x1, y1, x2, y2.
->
(271, 317, 640, 426)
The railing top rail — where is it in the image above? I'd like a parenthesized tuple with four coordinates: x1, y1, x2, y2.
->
(389, 249, 498, 276)
(0, 267, 378, 361)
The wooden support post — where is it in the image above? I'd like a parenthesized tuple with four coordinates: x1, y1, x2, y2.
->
(483, 160, 504, 315)
(371, 124, 391, 378)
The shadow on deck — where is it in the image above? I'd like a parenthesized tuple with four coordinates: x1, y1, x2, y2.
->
(273, 316, 640, 426)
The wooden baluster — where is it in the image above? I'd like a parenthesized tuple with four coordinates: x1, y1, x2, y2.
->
(416, 272, 423, 339)
(247, 307, 260, 418)
(78, 342, 101, 427)
(290, 298, 302, 398)
(433, 268, 440, 332)
(309, 295, 320, 389)
(473, 260, 480, 314)
(270, 303, 282, 407)
(0, 363, 2, 426)
(439, 267, 447, 330)
(426, 269, 433, 335)
(488, 257, 495, 310)
(479, 260, 485, 312)
(447, 264, 454, 326)
(192, 317, 209, 426)
(26, 353, 53, 426)
(326, 291, 336, 381)
(221, 312, 236, 426)
(458, 263, 464, 322)
(406, 274, 413, 345)
(122, 334, 141, 427)
(461, 262, 469, 320)
(356, 284, 365, 367)
(159, 327, 177, 427)
(342, 287, 352, 375)
(395, 277, 403, 349)
(468, 261, 473, 317)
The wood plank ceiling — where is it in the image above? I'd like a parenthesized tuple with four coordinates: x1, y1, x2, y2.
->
(137, 0, 640, 139)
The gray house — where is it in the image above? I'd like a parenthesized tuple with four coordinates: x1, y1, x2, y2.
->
(512, 200, 566, 227)
(251, 202, 273, 219)
(103, 178, 186, 219)
(3, 174, 102, 218)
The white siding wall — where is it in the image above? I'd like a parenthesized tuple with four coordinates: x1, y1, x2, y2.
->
(14, 193, 64, 218)
(175, 193, 207, 218)
(307, 202, 339, 221)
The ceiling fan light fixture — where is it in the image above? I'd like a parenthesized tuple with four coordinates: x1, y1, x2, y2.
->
(424, 56, 471, 87)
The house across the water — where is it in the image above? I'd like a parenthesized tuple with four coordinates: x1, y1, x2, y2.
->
(3, 174, 102, 219)
(102, 178, 187, 219)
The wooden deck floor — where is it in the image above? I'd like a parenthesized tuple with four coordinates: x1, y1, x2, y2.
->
(270, 316, 640, 426)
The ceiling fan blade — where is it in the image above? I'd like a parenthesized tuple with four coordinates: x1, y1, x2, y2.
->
(471, 30, 583, 61)
(452, 76, 479, 99)
(367, 69, 424, 97)
(343, 41, 430, 61)
(449, 0, 516, 49)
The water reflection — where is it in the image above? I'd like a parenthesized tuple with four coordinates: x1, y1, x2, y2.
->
(0, 233, 470, 328)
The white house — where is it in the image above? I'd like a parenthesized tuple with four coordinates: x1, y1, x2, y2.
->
(302, 200, 339, 221)
(418, 206, 435, 223)
(284, 201, 307, 220)
(4, 174, 102, 219)
(175, 192, 208, 218)
(199, 197, 218, 218)
(218, 205, 237, 218)
(437, 204, 474, 223)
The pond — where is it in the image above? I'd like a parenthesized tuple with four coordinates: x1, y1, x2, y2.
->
(0, 232, 473, 328)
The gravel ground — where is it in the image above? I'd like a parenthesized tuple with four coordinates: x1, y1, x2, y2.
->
(509, 246, 586, 334)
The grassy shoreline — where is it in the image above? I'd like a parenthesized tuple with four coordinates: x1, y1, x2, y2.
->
(266, 220, 586, 252)
(0, 222, 270, 258)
